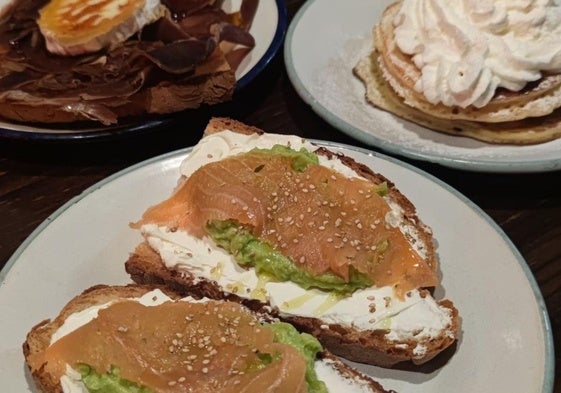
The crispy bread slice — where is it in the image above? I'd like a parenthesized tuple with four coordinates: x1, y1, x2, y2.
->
(125, 117, 460, 368)
(374, 2, 561, 123)
(23, 284, 393, 393)
(354, 51, 561, 144)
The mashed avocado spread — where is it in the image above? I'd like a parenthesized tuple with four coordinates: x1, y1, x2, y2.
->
(250, 144, 319, 172)
(207, 219, 372, 294)
(77, 322, 326, 393)
(78, 365, 152, 393)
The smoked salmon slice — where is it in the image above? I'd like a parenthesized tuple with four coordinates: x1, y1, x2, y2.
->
(29, 300, 309, 393)
(137, 148, 439, 295)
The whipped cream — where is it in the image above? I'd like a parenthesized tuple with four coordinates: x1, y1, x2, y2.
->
(393, 0, 561, 108)
(139, 130, 453, 352)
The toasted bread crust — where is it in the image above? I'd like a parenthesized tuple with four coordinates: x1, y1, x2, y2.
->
(125, 118, 459, 368)
(24, 284, 393, 393)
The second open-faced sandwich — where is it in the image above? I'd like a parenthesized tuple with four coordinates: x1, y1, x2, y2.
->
(24, 284, 393, 393)
(126, 117, 460, 368)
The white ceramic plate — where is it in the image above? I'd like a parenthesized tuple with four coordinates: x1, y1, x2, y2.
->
(0, 142, 553, 392)
(0, 0, 287, 141)
(285, 0, 561, 173)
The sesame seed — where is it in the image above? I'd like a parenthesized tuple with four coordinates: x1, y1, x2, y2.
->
(168, 381, 177, 386)
(202, 368, 209, 374)
(178, 377, 186, 382)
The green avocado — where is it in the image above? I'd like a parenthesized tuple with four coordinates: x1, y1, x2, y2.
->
(77, 364, 153, 393)
(249, 144, 319, 172)
(267, 322, 328, 393)
(206, 220, 372, 294)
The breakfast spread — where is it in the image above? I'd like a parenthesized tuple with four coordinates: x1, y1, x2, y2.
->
(126, 117, 460, 367)
(0, 0, 257, 125)
(354, 0, 561, 144)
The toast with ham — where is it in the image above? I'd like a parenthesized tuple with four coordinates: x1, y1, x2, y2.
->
(0, 0, 257, 125)
(24, 284, 393, 393)
(125, 117, 460, 368)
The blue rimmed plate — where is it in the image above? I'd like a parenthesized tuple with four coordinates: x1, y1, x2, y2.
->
(284, 0, 561, 173)
(0, 0, 287, 141)
(0, 141, 553, 392)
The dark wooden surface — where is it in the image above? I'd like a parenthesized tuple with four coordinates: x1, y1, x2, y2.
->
(1, 1, 560, 391)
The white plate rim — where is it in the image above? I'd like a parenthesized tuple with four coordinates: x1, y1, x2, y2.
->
(0, 142, 554, 392)
(284, 0, 561, 174)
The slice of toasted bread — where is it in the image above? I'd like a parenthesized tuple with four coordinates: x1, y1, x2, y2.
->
(125, 117, 460, 368)
(37, 0, 166, 56)
(23, 284, 393, 393)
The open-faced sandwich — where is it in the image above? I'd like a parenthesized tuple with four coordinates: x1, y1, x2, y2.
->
(126, 117, 460, 368)
(354, 0, 561, 144)
(24, 284, 393, 393)
(0, 0, 257, 125)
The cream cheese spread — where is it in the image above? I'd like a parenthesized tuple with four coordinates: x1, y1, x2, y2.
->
(393, 0, 561, 108)
(54, 289, 379, 393)
(139, 130, 453, 355)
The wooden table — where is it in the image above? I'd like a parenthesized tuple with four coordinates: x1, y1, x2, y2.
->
(1, 1, 559, 391)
